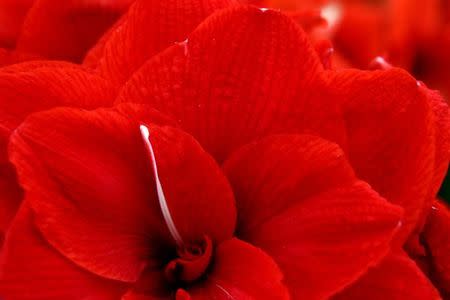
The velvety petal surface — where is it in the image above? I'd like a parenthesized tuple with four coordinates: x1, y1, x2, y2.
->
(223, 134, 403, 299)
(0, 203, 127, 300)
(15, 0, 133, 62)
(332, 251, 441, 300)
(85, 0, 236, 85)
(8, 105, 236, 282)
(186, 238, 289, 299)
(0, 61, 115, 157)
(328, 68, 438, 242)
(0, 61, 115, 241)
(117, 5, 346, 162)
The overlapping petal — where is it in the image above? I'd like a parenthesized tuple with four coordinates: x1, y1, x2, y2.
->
(8, 105, 236, 282)
(0, 203, 127, 300)
(186, 238, 289, 299)
(117, 5, 346, 162)
(85, 0, 236, 85)
(332, 251, 441, 300)
(223, 134, 403, 299)
(327, 68, 438, 242)
(0, 61, 116, 241)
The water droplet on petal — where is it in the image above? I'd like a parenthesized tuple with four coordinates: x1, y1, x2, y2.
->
(259, 7, 270, 13)
(177, 38, 189, 56)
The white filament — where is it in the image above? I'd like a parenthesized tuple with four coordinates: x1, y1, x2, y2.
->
(140, 125, 184, 247)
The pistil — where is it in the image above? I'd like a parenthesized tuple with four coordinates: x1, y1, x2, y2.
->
(140, 124, 184, 248)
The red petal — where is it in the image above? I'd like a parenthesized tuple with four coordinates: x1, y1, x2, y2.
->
(423, 200, 450, 296)
(9, 105, 235, 282)
(15, 0, 133, 62)
(0, 61, 115, 158)
(85, 0, 235, 85)
(0, 203, 127, 299)
(332, 251, 441, 300)
(425, 89, 450, 206)
(223, 134, 403, 299)
(186, 238, 289, 299)
(117, 6, 346, 162)
(0, 61, 115, 238)
(329, 68, 437, 242)
(413, 87, 450, 231)
(0, 0, 34, 48)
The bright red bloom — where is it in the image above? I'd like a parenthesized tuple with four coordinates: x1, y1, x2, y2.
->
(0, 2, 449, 299)
(0, 0, 134, 66)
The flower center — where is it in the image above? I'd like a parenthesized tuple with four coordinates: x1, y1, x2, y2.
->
(165, 235, 213, 284)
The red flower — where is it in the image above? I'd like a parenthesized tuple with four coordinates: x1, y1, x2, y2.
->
(0, 0, 133, 66)
(0, 2, 449, 299)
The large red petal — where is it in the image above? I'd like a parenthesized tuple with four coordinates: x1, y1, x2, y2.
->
(329, 68, 437, 242)
(85, 0, 236, 86)
(332, 251, 441, 300)
(0, 61, 115, 157)
(186, 238, 289, 299)
(422, 200, 450, 296)
(412, 87, 450, 233)
(8, 105, 236, 282)
(424, 89, 450, 207)
(0, 61, 115, 240)
(15, 0, 133, 62)
(223, 134, 403, 299)
(117, 6, 346, 162)
(0, 203, 127, 299)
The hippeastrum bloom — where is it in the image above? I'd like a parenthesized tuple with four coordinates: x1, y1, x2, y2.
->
(0, 2, 449, 300)
(0, 0, 134, 66)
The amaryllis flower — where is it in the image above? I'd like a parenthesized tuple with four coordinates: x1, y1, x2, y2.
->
(0, 2, 449, 300)
(0, 0, 134, 66)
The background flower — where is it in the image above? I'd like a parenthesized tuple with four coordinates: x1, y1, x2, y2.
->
(0, 0, 134, 65)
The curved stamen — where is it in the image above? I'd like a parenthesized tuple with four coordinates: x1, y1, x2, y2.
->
(140, 124, 184, 248)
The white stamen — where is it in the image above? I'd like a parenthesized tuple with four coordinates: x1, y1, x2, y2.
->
(140, 125, 184, 247)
